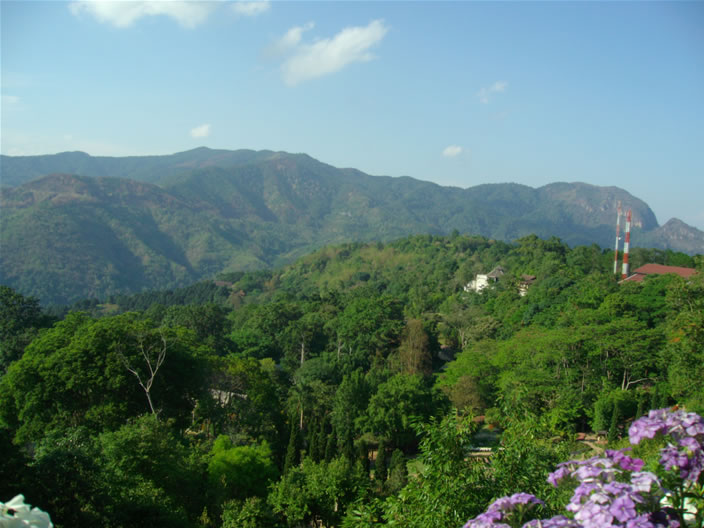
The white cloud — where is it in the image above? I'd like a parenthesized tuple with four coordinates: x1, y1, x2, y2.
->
(477, 81, 508, 104)
(442, 145, 462, 158)
(275, 21, 315, 53)
(190, 123, 211, 138)
(232, 0, 270, 17)
(69, 0, 217, 28)
(280, 19, 389, 86)
(2, 95, 20, 105)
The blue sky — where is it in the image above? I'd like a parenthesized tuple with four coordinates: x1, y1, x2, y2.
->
(2, 1, 703, 230)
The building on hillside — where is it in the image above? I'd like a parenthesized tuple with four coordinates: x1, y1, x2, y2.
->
(518, 274, 537, 297)
(620, 263, 698, 283)
(464, 266, 505, 293)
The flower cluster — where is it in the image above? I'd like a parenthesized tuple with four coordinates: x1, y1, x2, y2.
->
(629, 408, 704, 484)
(463, 493, 545, 528)
(547, 450, 667, 528)
(461, 408, 704, 528)
(0, 495, 53, 528)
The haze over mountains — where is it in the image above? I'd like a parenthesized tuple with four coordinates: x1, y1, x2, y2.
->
(1, 147, 702, 304)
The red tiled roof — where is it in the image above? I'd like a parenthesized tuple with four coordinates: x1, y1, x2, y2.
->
(632, 264, 698, 278)
(622, 263, 698, 283)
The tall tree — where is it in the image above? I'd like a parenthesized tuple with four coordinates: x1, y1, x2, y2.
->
(398, 319, 432, 376)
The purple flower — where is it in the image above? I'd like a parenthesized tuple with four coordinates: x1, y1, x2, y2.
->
(629, 415, 667, 445)
(568, 482, 598, 509)
(575, 464, 609, 481)
(509, 493, 545, 507)
(679, 436, 701, 452)
(630, 408, 704, 447)
(548, 466, 571, 487)
(628, 407, 704, 484)
(463, 493, 544, 527)
(629, 472, 662, 497)
(487, 493, 545, 515)
(610, 496, 637, 523)
(464, 509, 509, 528)
(624, 513, 656, 528)
(607, 449, 645, 472)
(664, 410, 704, 441)
(573, 500, 615, 527)
(603, 481, 639, 501)
(659, 443, 703, 482)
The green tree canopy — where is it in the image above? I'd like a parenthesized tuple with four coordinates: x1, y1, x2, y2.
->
(0, 312, 206, 443)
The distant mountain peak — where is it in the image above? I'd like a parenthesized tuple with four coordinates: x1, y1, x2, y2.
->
(662, 218, 688, 227)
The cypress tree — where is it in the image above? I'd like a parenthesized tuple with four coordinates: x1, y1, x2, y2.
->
(657, 388, 670, 409)
(284, 421, 299, 474)
(324, 432, 336, 462)
(307, 419, 318, 462)
(386, 449, 408, 494)
(375, 439, 388, 482)
(635, 391, 645, 419)
(315, 415, 328, 462)
(650, 386, 659, 411)
(608, 400, 620, 443)
(342, 431, 355, 464)
(357, 440, 370, 474)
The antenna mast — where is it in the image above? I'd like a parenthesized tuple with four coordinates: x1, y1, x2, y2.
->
(613, 201, 622, 275)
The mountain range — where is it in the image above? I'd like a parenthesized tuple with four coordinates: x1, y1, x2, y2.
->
(2, 147, 702, 304)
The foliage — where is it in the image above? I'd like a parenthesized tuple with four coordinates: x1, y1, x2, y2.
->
(269, 456, 368, 527)
(221, 497, 277, 528)
(381, 412, 491, 528)
(207, 436, 278, 501)
(0, 285, 53, 373)
(1, 232, 702, 527)
(0, 312, 206, 443)
(22, 415, 204, 528)
(362, 374, 448, 451)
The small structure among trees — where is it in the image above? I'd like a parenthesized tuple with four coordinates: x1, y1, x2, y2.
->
(518, 274, 536, 297)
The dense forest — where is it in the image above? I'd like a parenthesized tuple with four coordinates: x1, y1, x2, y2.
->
(2, 233, 703, 527)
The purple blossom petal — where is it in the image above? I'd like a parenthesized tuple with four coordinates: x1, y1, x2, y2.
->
(610, 495, 637, 522)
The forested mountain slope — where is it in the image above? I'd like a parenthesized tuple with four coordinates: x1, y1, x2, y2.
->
(2, 148, 702, 304)
(2, 234, 702, 528)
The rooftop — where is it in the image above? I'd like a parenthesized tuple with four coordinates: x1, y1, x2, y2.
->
(621, 263, 698, 283)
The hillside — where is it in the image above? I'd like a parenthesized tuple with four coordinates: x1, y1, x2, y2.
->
(1, 148, 702, 304)
(4, 233, 702, 528)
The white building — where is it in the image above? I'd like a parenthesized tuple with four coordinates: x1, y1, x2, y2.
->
(464, 266, 505, 293)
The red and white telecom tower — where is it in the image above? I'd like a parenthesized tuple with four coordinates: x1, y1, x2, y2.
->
(621, 209, 632, 279)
